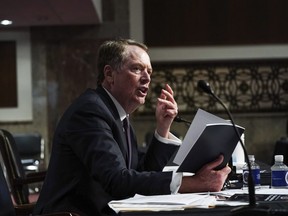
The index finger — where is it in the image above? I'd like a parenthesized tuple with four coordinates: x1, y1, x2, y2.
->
(161, 84, 175, 102)
(165, 83, 173, 94)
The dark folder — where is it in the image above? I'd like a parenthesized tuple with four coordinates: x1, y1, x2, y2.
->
(173, 109, 244, 173)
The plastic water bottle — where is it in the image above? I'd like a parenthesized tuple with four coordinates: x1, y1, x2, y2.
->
(232, 134, 245, 174)
(242, 155, 261, 188)
(271, 155, 288, 188)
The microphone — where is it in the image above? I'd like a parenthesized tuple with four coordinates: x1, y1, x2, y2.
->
(197, 79, 214, 95)
(197, 80, 270, 215)
(174, 115, 191, 126)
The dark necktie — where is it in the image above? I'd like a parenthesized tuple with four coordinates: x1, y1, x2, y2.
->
(123, 117, 132, 168)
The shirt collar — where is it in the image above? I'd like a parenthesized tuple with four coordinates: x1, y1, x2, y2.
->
(103, 87, 128, 121)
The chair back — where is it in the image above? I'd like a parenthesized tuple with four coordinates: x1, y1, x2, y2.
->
(13, 132, 44, 172)
(0, 129, 30, 204)
(0, 163, 16, 216)
(0, 165, 80, 216)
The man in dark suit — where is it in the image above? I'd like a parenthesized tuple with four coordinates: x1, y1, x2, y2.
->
(33, 39, 230, 216)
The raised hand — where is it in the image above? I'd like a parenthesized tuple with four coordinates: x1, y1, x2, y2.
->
(155, 84, 178, 138)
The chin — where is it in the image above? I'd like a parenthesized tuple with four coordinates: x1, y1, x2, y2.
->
(134, 94, 146, 103)
(138, 98, 146, 105)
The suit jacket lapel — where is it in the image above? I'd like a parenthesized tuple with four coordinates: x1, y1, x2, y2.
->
(95, 86, 132, 167)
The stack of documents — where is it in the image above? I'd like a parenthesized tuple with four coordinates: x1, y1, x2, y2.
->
(214, 187, 288, 206)
(108, 193, 216, 212)
(109, 187, 288, 213)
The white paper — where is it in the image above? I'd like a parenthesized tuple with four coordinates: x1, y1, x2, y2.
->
(109, 187, 288, 213)
(108, 193, 214, 212)
(213, 186, 288, 207)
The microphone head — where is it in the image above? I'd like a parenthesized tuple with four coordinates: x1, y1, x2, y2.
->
(197, 80, 214, 95)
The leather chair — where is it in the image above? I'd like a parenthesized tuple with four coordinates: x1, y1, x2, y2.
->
(0, 129, 46, 205)
(12, 132, 45, 173)
(0, 164, 80, 216)
(0, 153, 15, 216)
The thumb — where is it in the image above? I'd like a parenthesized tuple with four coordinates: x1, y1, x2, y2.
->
(205, 154, 225, 170)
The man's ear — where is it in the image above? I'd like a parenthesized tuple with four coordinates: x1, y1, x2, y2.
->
(103, 65, 114, 84)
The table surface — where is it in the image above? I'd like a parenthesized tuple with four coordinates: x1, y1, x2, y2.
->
(119, 206, 235, 216)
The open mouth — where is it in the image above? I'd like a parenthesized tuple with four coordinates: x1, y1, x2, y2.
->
(138, 87, 148, 96)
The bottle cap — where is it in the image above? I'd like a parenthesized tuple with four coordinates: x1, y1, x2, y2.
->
(274, 155, 284, 162)
(248, 155, 255, 161)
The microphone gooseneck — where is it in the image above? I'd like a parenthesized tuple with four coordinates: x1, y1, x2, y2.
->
(197, 80, 271, 215)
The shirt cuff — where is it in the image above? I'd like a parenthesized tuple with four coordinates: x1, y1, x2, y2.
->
(154, 131, 181, 146)
(170, 170, 183, 194)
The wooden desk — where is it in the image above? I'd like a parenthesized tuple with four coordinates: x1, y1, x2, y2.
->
(119, 206, 234, 216)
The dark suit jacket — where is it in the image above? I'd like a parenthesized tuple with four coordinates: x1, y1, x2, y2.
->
(33, 87, 178, 216)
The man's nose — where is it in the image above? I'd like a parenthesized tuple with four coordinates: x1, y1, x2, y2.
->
(141, 70, 151, 83)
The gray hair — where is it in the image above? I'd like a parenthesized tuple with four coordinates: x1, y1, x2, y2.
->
(96, 39, 148, 86)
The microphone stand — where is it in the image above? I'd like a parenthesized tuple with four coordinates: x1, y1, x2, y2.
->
(197, 80, 270, 216)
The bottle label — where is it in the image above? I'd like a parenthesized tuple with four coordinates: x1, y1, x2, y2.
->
(243, 169, 260, 186)
(271, 171, 288, 187)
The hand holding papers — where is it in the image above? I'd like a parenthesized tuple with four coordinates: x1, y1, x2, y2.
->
(173, 109, 245, 173)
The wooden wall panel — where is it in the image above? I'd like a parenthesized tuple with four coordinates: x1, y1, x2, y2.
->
(144, 0, 288, 46)
(0, 41, 17, 107)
